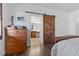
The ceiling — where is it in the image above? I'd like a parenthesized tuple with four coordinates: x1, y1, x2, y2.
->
(31, 3, 79, 12)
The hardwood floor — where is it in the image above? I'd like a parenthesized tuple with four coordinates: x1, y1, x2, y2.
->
(20, 44, 53, 56)
(20, 38, 53, 56)
(5, 35, 78, 56)
(5, 44, 53, 56)
(5, 38, 53, 56)
(20, 35, 79, 56)
(30, 38, 42, 46)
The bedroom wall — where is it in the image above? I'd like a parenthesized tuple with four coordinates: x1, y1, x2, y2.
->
(54, 11, 69, 36)
(12, 3, 69, 43)
(12, 3, 69, 36)
(68, 10, 79, 35)
(0, 3, 15, 56)
(0, 3, 69, 55)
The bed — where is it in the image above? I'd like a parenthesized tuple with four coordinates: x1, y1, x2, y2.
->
(51, 38, 79, 56)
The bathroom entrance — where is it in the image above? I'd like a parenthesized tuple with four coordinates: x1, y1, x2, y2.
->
(30, 15, 43, 46)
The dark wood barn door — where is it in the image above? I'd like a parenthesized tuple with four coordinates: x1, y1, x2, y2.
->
(43, 15, 55, 44)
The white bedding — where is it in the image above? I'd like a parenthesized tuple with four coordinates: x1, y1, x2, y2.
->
(51, 38, 79, 56)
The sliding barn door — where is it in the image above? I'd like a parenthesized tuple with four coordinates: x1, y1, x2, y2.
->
(43, 15, 55, 44)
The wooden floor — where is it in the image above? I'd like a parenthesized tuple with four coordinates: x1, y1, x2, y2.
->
(20, 44, 53, 56)
(30, 38, 42, 46)
(20, 35, 79, 56)
(5, 38, 53, 56)
(5, 35, 79, 56)
(19, 38, 53, 56)
(5, 44, 53, 56)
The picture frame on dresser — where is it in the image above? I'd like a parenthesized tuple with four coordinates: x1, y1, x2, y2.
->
(14, 16, 26, 28)
(17, 16, 26, 22)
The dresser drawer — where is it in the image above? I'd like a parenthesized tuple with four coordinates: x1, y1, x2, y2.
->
(6, 47, 16, 54)
(6, 39, 16, 46)
(17, 30, 27, 35)
(16, 40, 26, 46)
(6, 43, 15, 48)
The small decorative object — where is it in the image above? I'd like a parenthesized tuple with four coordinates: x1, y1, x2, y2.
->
(11, 16, 14, 25)
(30, 24, 33, 30)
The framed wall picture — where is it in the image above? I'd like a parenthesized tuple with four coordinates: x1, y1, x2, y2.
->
(17, 16, 26, 22)
(14, 16, 26, 27)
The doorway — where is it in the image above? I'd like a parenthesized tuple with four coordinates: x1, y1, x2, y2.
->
(29, 14, 55, 46)
(30, 15, 43, 46)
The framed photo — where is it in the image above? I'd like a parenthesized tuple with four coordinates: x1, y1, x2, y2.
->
(17, 16, 26, 22)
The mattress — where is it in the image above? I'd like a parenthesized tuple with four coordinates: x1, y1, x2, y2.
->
(51, 38, 79, 56)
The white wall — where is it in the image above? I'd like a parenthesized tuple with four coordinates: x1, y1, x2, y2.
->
(12, 3, 69, 43)
(0, 3, 69, 55)
(54, 11, 69, 36)
(12, 3, 69, 36)
(68, 10, 79, 35)
(76, 21, 79, 35)
(0, 3, 16, 56)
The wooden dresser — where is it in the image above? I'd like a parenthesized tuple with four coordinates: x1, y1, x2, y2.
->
(5, 26, 27, 54)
